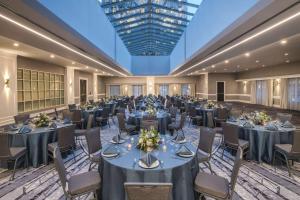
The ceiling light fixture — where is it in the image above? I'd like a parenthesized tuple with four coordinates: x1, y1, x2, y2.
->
(225, 60, 229, 64)
(284, 53, 289, 56)
(255, 60, 260, 63)
(211, 65, 215, 68)
(72, 61, 76, 65)
(50, 54, 55, 58)
(285, 60, 290, 63)
(262, 64, 266, 67)
(280, 39, 287, 45)
(13, 42, 19, 47)
(86, 66, 89, 69)
(245, 52, 250, 57)
(0, 13, 127, 76)
(172, 11, 300, 76)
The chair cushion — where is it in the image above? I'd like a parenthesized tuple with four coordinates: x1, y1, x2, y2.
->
(10, 147, 26, 158)
(48, 142, 58, 153)
(213, 127, 223, 134)
(68, 171, 101, 195)
(275, 144, 292, 154)
(90, 150, 101, 163)
(194, 172, 229, 199)
(197, 150, 209, 163)
(238, 139, 249, 149)
(74, 129, 87, 137)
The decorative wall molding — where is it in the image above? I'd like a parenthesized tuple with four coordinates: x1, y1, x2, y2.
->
(236, 74, 300, 82)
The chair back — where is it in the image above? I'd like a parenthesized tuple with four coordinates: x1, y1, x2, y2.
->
(72, 110, 82, 123)
(189, 107, 197, 118)
(62, 109, 73, 120)
(102, 107, 110, 118)
(111, 103, 116, 115)
(124, 182, 172, 200)
(277, 113, 292, 123)
(230, 147, 243, 195)
(198, 127, 216, 155)
(53, 148, 68, 193)
(57, 125, 76, 151)
(118, 108, 126, 115)
(0, 133, 11, 159)
(223, 123, 239, 147)
(85, 127, 102, 155)
(117, 113, 126, 131)
(141, 120, 158, 131)
(86, 114, 94, 129)
(216, 108, 229, 120)
(291, 130, 300, 153)
(14, 114, 30, 124)
(179, 113, 186, 129)
(206, 111, 214, 128)
(169, 107, 177, 119)
(230, 109, 241, 119)
(68, 104, 77, 111)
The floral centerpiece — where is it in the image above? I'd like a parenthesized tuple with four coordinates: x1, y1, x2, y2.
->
(137, 128, 160, 152)
(205, 101, 215, 109)
(146, 106, 156, 116)
(250, 111, 271, 125)
(33, 113, 50, 127)
(80, 102, 94, 110)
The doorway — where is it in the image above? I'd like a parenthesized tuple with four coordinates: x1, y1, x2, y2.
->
(216, 82, 225, 102)
(80, 79, 87, 104)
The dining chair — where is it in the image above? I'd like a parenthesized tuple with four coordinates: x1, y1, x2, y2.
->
(124, 182, 173, 200)
(117, 113, 136, 135)
(14, 113, 30, 124)
(72, 110, 84, 129)
(197, 127, 216, 174)
(141, 120, 159, 131)
(62, 109, 73, 121)
(53, 148, 101, 200)
(48, 125, 76, 161)
(214, 108, 229, 127)
(68, 104, 77, 112)
(0, 133, 28, 180)
(206, 111, 215, 128)
(273, 130, 300, 177)
(74, 114, 94, 144)
(169, 106, 177, 122)
(229, 109, 242, 119)
(109, 103, 117, 124)
(189, 107, 202, 126)
(194, 147, 243, 200)
(276, 113, 293, 123)
(222, 123, 249, 159)
(96, 107, 110, 127)
(85, 127, 102, 171)
(168, 112, 186, 136)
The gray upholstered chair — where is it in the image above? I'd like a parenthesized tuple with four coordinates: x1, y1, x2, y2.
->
(109, 103, 117, 124)
(169, 106, 177, 122)
(168, 112, 186, 136)
(85, 127, 102, 171)
(14, 113, 30, 124)
(206, 111, 215, 128)
(273, 130, 300, 177)
(124, 182, 173, 200)
(0, 133, 28, 180)
(68, 104, 77, 111)
(48, 125, 76, 161)
(53, 148, 101, 199)
(96, 107, 110, 127)
(214, 108, 229, 127)
(197, 127, 216, 174)
(141, 120, 159, 131)
(276, 113, 292, 123)
(194, 147, 243, 200)
(117, 113, 136, 135)
(74, 114, 94, 143)
(72, 110, 84, 129)
(62, 109, 73, 121)
(189, 107, 202, 126)
(222, 123, 249, 159)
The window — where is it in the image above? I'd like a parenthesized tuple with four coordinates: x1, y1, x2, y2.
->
(132, 85, 143, 97)
(256, 80, 267, 105)
(110, 85, 120, 97)
(181, 84, 190, 96)
(288, 78, 300, 110)
(159, 84, 169, 96)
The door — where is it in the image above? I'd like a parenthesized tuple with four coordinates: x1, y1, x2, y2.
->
(217, 82, 225, 102)
(80, 79, 87, 104)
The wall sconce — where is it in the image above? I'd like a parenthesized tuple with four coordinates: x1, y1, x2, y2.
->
(243, 81, 247, 85)
(125, 86, 128, 91)
(69, 80, 73, 86)
(4, 78, 9, 88)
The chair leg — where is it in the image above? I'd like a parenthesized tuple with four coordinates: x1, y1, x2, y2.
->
(272, 151, 277, 173)
(283, 154, 292, 177)
(88, 162, 93, 171)
(222, 145, 225, 159)
(10, 157, 20, 181)
(72, 148, 76, 162)
(207, 161, 213, 174)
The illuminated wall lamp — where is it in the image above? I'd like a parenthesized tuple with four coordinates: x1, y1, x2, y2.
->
(4, 78, 9, 88)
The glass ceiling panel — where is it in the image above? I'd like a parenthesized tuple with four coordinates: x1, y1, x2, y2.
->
(101, 0, 203, 56)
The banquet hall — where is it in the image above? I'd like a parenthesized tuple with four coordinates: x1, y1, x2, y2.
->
(0, 0, 299, 199)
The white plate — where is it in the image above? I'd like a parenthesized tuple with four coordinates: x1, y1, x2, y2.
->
(110, 139, 126, 144)
(138, 160, 160, 169)
(101, 151, 119, 158)
(177, 151, 195, 158)
(172, 139, 186, 144)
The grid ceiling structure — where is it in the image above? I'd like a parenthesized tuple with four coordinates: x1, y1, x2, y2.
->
(101, 0, 202, 56)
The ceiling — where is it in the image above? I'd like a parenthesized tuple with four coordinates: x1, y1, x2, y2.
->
(101, 0, 202, 56)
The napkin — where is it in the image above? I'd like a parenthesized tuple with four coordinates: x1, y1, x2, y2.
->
(9, 124, 18, 131)
(24, 119, 30, 125)
(18, 125, 32, 134)
(282, 121, 294, 128)
(63, 118, 71, 124)
(243, 121, 254, 129)
(102, 145, 118, 156)
(112, 134, 121, 143)
(176, 145, 193, 156)
(173, 132, 185, 142)
(140, 153, 158, 167)
(265, 123, 278, 131)
(228, 116, 237, 122)
(49, 122, 58, 129)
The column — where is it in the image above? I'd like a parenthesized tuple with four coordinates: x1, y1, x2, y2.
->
(66, 67, 75, 104)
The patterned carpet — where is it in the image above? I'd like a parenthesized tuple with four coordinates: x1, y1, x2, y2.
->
(0, 118, 300, 200)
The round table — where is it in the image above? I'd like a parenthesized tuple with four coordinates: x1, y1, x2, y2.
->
(99, 135, 199, 200)
(127, 111, 171, 134)
(227, 120, 295, 163)
(195, 107, 216, 127)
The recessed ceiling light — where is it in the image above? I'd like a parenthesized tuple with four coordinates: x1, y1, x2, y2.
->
(262, 64, 266, 67)
(211, 65, 215, 68)
(284, 53, 289, 56)
(202, 68, 206, 71)
(13, 42, 19, 47)
(244, 52, 250, 57)
(285, 60, 290, 63)
(225, 60, 229, 64)
(255, 60, 260, 63)
(96, 69, 98, 72)
(214, 70, 217, 73)
(72, 61, 76, 65)
(85, 66, 89, 69)
(50, 54, 55, 58)
(280, 39, 287, 45)
(246, 68, 249, 71)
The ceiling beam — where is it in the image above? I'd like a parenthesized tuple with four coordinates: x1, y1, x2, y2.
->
(119, 27, 182, 37)
(125, 37, 176, 46)
(114, 17, 187, 28)
(117, 22, 184, 33)
(123, 35, 178, 44)
(120, 29, 181, 40)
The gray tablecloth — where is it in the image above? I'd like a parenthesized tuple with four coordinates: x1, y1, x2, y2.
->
(196, 107, 216, 127)
(227, 121, 295, 163)
(127, 111, 171, 134)
(8, 124, 71, 167)
(82, 108, 103, 128)
(99, 135, 199, 200)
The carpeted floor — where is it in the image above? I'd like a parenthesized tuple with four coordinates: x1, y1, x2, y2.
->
(0, 117, 300, 200)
